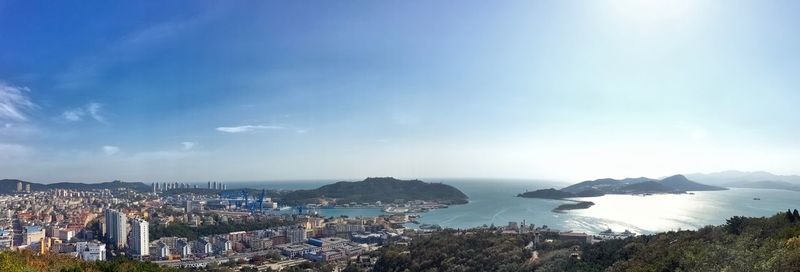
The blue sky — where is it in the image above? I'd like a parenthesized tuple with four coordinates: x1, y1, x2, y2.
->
(1, 0, 799, 182)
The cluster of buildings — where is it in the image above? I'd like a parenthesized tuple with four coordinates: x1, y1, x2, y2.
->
(152, 181, 229, 193)
(0, 187, 146, 262)
(0, 180, 613, 271)
(0, 183, 405, 271)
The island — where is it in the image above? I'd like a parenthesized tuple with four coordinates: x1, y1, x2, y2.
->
(552, 201, 595, 213)
(518, 175, 726, 212)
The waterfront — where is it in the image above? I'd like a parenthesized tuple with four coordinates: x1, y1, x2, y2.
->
(247, 179, 800, 235)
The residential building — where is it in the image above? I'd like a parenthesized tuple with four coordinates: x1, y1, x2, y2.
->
(155, 241, 170, 259)
(130, 218, 149, 257)
(0, 228, 13, 249)
(76, 241, 107, 261)
(104, 209, 128, 248)
(23, 226, 45, 246)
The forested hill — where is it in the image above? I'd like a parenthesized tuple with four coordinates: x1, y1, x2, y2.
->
(0, 179, 150, 194)
(279, 177, 469, 205)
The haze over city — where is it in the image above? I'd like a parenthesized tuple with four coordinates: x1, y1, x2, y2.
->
(2, 1, 799, 182)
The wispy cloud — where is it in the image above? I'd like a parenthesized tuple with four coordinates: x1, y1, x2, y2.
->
(61, 102, 106, 122)
(102, 145, 119, 156)
(216, 125, 285, 133)
(181, 141, 196, 150)
(0, 82, 36, 121)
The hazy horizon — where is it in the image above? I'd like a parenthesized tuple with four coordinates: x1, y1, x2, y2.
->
(2, 1, 800, 182)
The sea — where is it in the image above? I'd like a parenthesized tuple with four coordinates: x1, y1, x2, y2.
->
(223, 179, 800, 235)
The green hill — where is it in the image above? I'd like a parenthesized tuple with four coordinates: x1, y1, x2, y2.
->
(279, 177, 469, 205)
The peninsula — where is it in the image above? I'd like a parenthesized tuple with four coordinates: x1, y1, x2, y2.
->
(518, 175, 726, 212)
(279, 177, 469, 205)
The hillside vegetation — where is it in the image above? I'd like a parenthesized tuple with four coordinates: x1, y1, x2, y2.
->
(370, 210, 800, 272)
(0, 250, 179, 272)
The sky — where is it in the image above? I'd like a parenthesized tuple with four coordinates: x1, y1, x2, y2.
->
(1, 0, 799, 183)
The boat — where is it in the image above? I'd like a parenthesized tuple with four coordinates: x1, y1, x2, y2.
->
(753, 198, 761, 200)
(382, 207, 410, 214)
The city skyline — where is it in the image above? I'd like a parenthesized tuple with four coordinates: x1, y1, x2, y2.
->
(2, 1, 800, 182)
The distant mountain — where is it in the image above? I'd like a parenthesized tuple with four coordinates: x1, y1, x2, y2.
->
(0, 179, 48, 193)
(685, 171, 800, 192)
(279, 177, 469, 205)
(519, 174, 725, 200)
(660, 174, 726, 191)
(721, 180, 800, 192)
(0, 179, 150, 194)
(685, 170, 800, 186)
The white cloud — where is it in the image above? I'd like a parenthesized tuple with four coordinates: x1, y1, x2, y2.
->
(0, 82, 36, 121)
(62, 102, 106, 122)
(102, 145, 119, 156)
(181, 141, 196, 150)
(86, 102, 105, 122)
(62, 110, 83, 121)
(216, 125, 284, 133)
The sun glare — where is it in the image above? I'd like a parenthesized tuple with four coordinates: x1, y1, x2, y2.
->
(609, 0, 697, 25)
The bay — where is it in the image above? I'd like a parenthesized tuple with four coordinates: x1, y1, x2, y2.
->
(230, 179, 799, 234)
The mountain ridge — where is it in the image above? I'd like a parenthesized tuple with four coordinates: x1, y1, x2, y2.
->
(0, 179, 151, 194)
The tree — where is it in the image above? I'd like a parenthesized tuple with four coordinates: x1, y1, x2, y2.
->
(725, 216, 747, 235)
(794, 209, 799, 221)
(787, 209, 796, 223)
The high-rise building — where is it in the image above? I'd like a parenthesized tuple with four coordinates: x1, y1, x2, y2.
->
(152, 183, 157, 193)
(130, 219, 149, 257)
(208, 181, 211, 189)
(25, 183, 31, 193)
(16, 181, 22, 192)
(104, 209, 128, 248)
(223, 184, 227, 190)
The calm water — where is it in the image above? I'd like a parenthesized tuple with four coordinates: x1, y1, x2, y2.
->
(237, 179, 799, 234)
